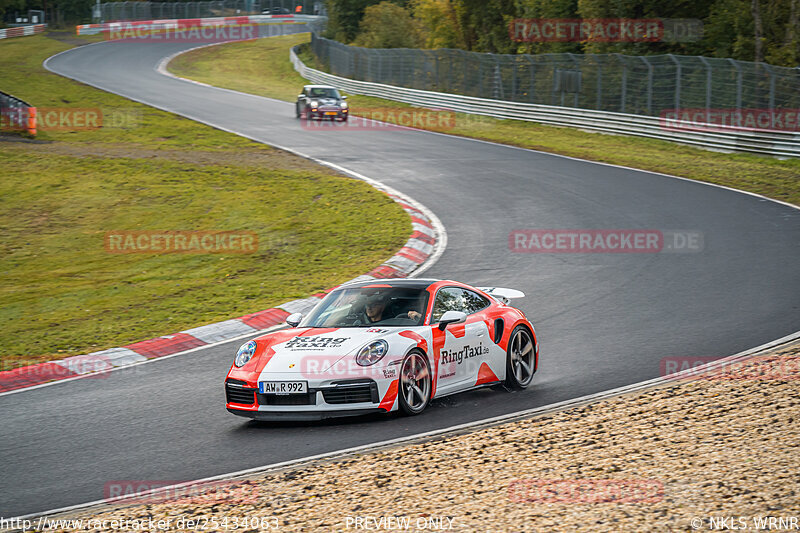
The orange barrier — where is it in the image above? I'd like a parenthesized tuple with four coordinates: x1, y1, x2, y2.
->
(27, 107, 37, 136)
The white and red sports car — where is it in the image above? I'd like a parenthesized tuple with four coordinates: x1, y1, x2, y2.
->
(225, 278, 538, 420)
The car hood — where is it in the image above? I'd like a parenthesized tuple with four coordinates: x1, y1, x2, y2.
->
(315, 98, 342, 106)
(261, 327, 390, 374)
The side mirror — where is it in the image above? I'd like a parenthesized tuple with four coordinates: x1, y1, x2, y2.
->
(342, 95, 347, 100)
(437, 310, 467, 330)
(298, 94, 306, 99)
(286, 313, 303, 328)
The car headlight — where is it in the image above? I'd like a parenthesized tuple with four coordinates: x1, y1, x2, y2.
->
(340, 102, 348, 108)
(234, 340, 257, 367)
(310, 100, 319, 108)
(355, 340, 388, 366)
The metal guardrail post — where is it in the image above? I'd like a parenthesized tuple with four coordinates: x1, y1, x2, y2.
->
(567, 53, 579, 108)
(667, 54, 681, 112)
(699, 56, 712, 122)
(765, 64, 776, 112)
(596, 61, 602, 110)
(478, 57, 483, 98)
(291, 43, 799, 158)
(615, 54, 627, 113)
(641, 56, 653, 116)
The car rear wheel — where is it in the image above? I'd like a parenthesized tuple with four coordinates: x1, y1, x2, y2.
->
(398, 350, 431, 415)
(504, 326, 535, 389)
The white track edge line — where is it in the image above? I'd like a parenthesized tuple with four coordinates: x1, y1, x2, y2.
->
(47, 35, 800, 215)
(5, 38, 445, 397)
(17, 35, 795, 523)
(13, 329, 800, 523)
(0, 324, 285, 398)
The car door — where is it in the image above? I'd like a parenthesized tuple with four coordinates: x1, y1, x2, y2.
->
(431, 287, 491, 395)
(462, 289, 507, 383)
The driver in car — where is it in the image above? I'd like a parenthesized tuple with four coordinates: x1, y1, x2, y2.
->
(363, 294, 422, 324)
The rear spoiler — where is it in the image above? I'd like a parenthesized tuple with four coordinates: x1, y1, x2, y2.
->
(476, 287, 525, 305)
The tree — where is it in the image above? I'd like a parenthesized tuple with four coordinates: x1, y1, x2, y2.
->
(0, 0, 27, 26)
(752, 0, 763, 62)
(451, 0, 518, 53)
(353, 1, 422, 48)
(704, 0, 799, 66)
(411, 0, 463, 49)
(325, 0, 401, 43)
(781, 0, 799, 64)
(513, 0, 581, 54)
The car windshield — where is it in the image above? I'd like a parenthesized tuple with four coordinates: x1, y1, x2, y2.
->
(308, 87, 341, 99)
(301, 287, 429, 328)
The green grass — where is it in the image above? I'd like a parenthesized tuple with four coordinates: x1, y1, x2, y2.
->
(0, 32, 410, 367)
(169, 34, 800, 206)
(1, 33, 274, 150)
(168, 32, 311, 102)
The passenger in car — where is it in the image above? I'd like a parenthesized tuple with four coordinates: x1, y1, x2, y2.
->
(363, 293, 422, 324)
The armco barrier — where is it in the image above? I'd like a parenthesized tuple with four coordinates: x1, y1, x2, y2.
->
(76, 14, 322, 35)
(290, 46, 800, 158)
(0, 24, 45, 40)
(0, 90, 36, 135)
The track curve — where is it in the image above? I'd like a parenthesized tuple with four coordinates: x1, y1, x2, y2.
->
(2, 35, 799, 518)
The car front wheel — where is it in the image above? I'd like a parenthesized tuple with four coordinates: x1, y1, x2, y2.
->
(504, 326, 536, 389)
(398, 350, 431, 415)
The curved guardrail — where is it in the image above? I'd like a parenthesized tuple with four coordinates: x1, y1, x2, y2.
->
(0, 90, 36, 135)
(77, 14, 323, 35)
(290, 46, 799, 158)
(0, 24, 45, 40)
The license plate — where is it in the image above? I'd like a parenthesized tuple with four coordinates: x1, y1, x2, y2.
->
(259, 381, 308, 395)
(324, 111, 337, 115)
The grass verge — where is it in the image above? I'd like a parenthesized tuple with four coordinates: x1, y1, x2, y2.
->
(0, 32, 410, 367)
(169, 33, 800, 206)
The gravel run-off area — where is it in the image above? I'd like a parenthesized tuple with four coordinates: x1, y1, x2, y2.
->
(25, 340, 800, 532)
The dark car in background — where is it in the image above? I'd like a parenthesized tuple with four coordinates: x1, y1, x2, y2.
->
(296, 85, 349, 122)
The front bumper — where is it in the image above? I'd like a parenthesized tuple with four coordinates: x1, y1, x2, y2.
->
(225, 376, 394, 420)
(227, 406, 385, 421)
(309, 109, 348, 120)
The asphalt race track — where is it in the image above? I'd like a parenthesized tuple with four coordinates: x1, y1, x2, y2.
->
(2, 34, 799, 518)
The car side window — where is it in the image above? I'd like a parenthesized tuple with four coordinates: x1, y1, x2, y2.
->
(431, 287, 466, 323)
(431, 288, 490, 322)
(462, 290, 490, 314)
